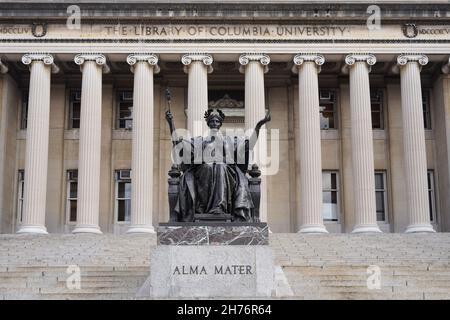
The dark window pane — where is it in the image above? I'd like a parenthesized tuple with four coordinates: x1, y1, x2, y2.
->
(72, 103, 80, 118)
(118, 182, 131, 199)
(118, 200, 125, 221)
(427, 172, 432, 189)
(371, 112, 382, 129)
(118, 183, 126, 198)
(375, 174, 384, 189)
(376, 211, 385, 222)
(20, 204, 23, 222)
(330, 173, 337, 189)
(422, 90, 431, 129)
(321, 104, 333, 112)
(69, 200, 77, 222)
(119, 109, 132, 117)
(376, 191, 385, 211)
(69, 182, 77, 198)
(429, 191, 433, 221)
(21, 92, 29, 130)
(371, 103, 381, 112)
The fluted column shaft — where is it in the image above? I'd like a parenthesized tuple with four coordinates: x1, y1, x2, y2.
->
(293, 54, 327, 233)
(17, 54, 57, 234)
(126, 54, 159, 233)
(346, 54, 382, 233)
(239, 54, 269, 223)
(73, 54, 108, 234)
(397, 54, 435, 233)
(182, 54, 213, 137)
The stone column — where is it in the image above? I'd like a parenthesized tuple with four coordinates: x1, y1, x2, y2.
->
(397, 54, 435, 233)
(292, 54, 328, 233)
(239, 53, 270, 223)
(442, 57, 450, 74)
(181, 53, 213, 137)
(344, 54, 382, 233)
(17, 54, 58, 234)
(72, 54, 109, 234)
(126, 54, 160, 234)
(0, 59, 8, 74)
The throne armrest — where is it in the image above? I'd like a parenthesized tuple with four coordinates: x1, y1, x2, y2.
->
(247, 164, 261, 222)
(168, 164, 181, 222)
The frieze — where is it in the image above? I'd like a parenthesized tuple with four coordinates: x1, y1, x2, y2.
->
(1, 23, 450, 41)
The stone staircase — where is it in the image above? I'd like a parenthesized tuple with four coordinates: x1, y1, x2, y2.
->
(271, 233, 450, 299)
(1, 233, 449, 299)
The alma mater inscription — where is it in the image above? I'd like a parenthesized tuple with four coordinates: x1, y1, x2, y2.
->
(173, 264, 253, 275)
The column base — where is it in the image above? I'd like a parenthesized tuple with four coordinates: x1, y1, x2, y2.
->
(405, 224, 435, 233)
(126, 225, 156, 234)
(17, 225, 48, 234)
(72, 225, 102, 234)
(298, 224, 328, 234)
(352, 225, 382, 234)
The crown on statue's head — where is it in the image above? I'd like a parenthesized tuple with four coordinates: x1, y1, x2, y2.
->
(204, 109, 225, 122)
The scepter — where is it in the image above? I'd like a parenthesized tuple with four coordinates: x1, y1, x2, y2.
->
(165, 87, 172, 112)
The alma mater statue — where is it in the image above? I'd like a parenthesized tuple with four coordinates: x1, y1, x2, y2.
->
(165, 108, 270, 222)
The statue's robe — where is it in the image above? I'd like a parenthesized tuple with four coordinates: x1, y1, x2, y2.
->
(173, 133, 254, 222)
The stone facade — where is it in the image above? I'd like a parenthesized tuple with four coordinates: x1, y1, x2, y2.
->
(0, 1, 450, 234)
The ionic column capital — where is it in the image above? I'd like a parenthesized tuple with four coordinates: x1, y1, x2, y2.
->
(441, 57, 450, 74)
(0, 59, 8, 74)
(292, 54, 324, 74)
(397, 54, 429, 66)
(181, 53, 213, 74)
(239, 53, 270, 73)
(345, 54, 377, 66)
(391, 54, 428, 74)
(342, 54, 376, 74)
(22, 53, 59, 73)
(74, 53, 110, 74)
(126, 53, 160, 74)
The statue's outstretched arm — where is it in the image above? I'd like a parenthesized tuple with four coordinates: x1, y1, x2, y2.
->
(165, 110, 179, 145)
(249, 111, 271, 150)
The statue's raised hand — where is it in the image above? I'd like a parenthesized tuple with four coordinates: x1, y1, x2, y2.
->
(263, 111, 271, 123)
(165, 110, 174, 123)
(256, 111, 271, 129)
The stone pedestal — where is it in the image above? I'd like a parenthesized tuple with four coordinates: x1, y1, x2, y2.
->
(138, 223, 275, 298)
(158, 222, 269, 245)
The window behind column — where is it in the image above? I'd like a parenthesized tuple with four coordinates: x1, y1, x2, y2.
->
(375, 171, 388, 222)
(322, 171, 339, 222)
(66, 170, 78, 223)
(427, 170, 437, 222)
(115, 170, 131, 223)
(319, 90, 337, 130)
(16, 170, 24, 224)
(20, 91, 28, 130)
(370, 89, 384, 129)
(116, 90, 133, 130)
(69, 90, 81, 129)
(422, 89, 432, 130)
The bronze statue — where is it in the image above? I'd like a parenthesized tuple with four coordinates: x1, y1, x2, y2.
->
(165, 108, 270, 222)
